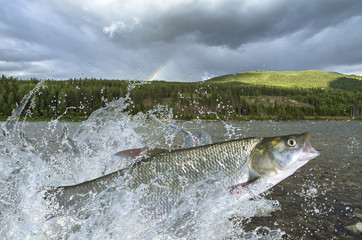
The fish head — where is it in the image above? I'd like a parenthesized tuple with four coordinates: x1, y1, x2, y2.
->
(251, 132, 320, 177)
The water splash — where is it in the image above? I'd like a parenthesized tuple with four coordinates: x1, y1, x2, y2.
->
(0, 81, 300, 240)
(207, 111, 236, 140)
(2, 80, 45, 141)
(346, 136, 359, 154)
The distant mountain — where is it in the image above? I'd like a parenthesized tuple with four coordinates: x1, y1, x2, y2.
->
(205, 70, 362, 91)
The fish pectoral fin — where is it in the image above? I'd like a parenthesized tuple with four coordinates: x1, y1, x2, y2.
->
(114, 148, 167, 162)
(229, 177, 259, 195)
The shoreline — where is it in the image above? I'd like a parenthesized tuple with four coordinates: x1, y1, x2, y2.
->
(1, 117, 361, 123)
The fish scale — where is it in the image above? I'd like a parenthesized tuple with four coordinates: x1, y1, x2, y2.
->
(45, 137, 262, 216)
(121, 137, 262, 219)
(126, 138, 261, 190)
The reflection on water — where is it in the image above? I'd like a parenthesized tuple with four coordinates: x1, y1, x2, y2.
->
(1, 119, 361, 239)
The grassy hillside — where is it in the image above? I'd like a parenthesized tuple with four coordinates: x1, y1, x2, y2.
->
(206, 70, 362, 90)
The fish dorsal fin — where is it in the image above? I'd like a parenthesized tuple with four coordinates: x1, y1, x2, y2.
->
(114, 148, 145, 159)
(114, 148, 167, 162)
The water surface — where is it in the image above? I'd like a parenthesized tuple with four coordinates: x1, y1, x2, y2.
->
(1, 120, 360, 239)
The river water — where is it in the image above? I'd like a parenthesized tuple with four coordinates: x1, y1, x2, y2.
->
(0, 82, 361, 239)
(0, 118, 361, 239)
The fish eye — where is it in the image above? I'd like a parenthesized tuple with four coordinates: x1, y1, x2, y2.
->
(287, 138, 297, 147)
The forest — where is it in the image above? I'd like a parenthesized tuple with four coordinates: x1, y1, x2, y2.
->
(0, 74, 361, 121)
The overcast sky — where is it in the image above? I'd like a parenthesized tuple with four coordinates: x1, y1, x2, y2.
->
(1, 0, 362, 81)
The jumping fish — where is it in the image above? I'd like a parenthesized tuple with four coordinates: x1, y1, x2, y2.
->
(44, 132, 320, 219)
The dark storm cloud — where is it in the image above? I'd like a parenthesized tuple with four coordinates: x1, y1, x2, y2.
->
(105, 0, 362, 49)
(0, 0, 362, 81)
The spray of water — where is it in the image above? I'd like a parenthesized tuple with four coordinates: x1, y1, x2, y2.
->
(0, 81, 286, 239)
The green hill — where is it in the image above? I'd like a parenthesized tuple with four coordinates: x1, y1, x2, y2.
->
(206, 70, 362, 90)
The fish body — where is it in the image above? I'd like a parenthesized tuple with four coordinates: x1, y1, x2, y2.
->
(45, 132, 320, 219)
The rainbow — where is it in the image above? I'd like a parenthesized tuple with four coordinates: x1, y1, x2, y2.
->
(146, 60, 172, 81)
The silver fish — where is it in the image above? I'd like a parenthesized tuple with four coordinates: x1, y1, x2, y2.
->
(44, 132, 320, 219)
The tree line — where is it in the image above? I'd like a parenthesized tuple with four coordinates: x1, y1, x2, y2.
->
(1, 75, 361, 121)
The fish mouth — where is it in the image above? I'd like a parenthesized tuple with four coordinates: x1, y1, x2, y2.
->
(301, 132, 321, 161)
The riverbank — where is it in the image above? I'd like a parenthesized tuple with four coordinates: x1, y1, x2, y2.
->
(1, 116, 361, 122)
